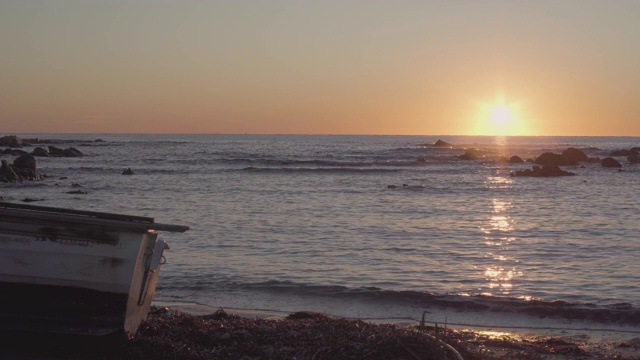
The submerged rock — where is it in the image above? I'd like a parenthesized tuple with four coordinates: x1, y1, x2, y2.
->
(511, 164, 576, 177)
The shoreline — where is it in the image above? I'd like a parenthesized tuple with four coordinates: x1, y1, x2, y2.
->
(3, 305, 638, 360)
(156, 300, 640, 342)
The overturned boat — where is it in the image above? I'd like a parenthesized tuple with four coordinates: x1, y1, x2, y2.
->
(0, 202, 189, 335)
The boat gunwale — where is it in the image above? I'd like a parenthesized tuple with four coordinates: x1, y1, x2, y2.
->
(0, 202, 189, 233)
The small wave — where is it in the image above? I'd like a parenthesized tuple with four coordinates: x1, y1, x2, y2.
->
(180, 280, 640, 326)
(239, 167, 403, 174)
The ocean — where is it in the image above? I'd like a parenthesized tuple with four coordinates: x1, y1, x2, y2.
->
(2, 134, 639, 334)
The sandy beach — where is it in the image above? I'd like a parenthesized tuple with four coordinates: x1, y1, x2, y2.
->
(2, 306, 638, 360)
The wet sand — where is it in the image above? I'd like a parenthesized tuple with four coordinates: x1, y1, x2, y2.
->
(1, 306, 639, 360)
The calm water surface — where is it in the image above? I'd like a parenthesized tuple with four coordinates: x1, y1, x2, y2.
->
(2, 134, 639, 330)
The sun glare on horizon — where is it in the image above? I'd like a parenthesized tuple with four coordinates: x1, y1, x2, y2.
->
(471, 95, 528, 136)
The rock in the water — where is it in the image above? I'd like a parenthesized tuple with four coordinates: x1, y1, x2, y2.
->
(628, 152, 640, 164)
(562, 148, 588, 164)
(63, 147, 83, 157)
(511, 164, 576, 177)
(0, 160, 22, 182)
(0, 135, 31, 148)
(66, 190, 88, 194)
(122, 168, 134, 175)
(508, 155, 524, 163)
(433, 139, 453, 148)
(13, 154, 37, 170)
(609, 149, 632, 157)
(31, 147, 50, 157)
(48, 146, 65, 157)
(535, 152, 575, 166)
(458, 148, 481, 160)
(602, 157, 622, 168)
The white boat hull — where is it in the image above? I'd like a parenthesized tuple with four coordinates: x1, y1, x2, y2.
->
(0, 202, 186, 335)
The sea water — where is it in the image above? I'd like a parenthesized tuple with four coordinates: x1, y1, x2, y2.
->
(2, 134, 639, 333)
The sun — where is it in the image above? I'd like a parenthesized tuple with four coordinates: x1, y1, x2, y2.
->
(471, 95, 527, 136)
(489, 103, 513, 127)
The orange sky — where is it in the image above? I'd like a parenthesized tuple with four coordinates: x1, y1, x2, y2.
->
(1, 1, 639, 136)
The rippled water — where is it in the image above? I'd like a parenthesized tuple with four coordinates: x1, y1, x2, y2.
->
(2, 134, 639, 329)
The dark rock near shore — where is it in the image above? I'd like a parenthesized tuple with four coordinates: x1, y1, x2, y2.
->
(628, 152, 640, 164)
(508, 155, 524, 163)
(0, 155, 45, 182)
(535, 152, 575, 166)
(0, 160, 22, 182)
(122, 168, 134, 175)
(512, 164, 576, 177)
(562, 147, 588, 164)
(602, 157, 622, 168)
(13, 154, 37, 170)
(433, 139, 453, 148)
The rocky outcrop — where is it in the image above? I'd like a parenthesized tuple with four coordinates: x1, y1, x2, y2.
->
(0, 155, 44, 182)
(535, 152, 575, 166)
(48, 146, 65, 157)
(511, 164, 576, 177)
(13, 154, 36, 170)
(433, 139, 453, 148)
(602, 157, 622, 168)
(45, 145, 83, 157)
(0, 160, 22, 182)
(508, 155, 524, 163)
(561, 148, 588, 164)
(0, 135, 35, 148)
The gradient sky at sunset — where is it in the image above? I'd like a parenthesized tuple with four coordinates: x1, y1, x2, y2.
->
(1, 1, 639, 136)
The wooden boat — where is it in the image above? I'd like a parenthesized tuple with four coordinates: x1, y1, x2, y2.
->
(0, 201, 189, 335)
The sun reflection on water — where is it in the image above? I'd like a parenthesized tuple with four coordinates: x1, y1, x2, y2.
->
(480, 178, 523, 296)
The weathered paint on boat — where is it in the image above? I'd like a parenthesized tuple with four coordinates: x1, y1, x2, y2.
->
(0, 202, 188, 335)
